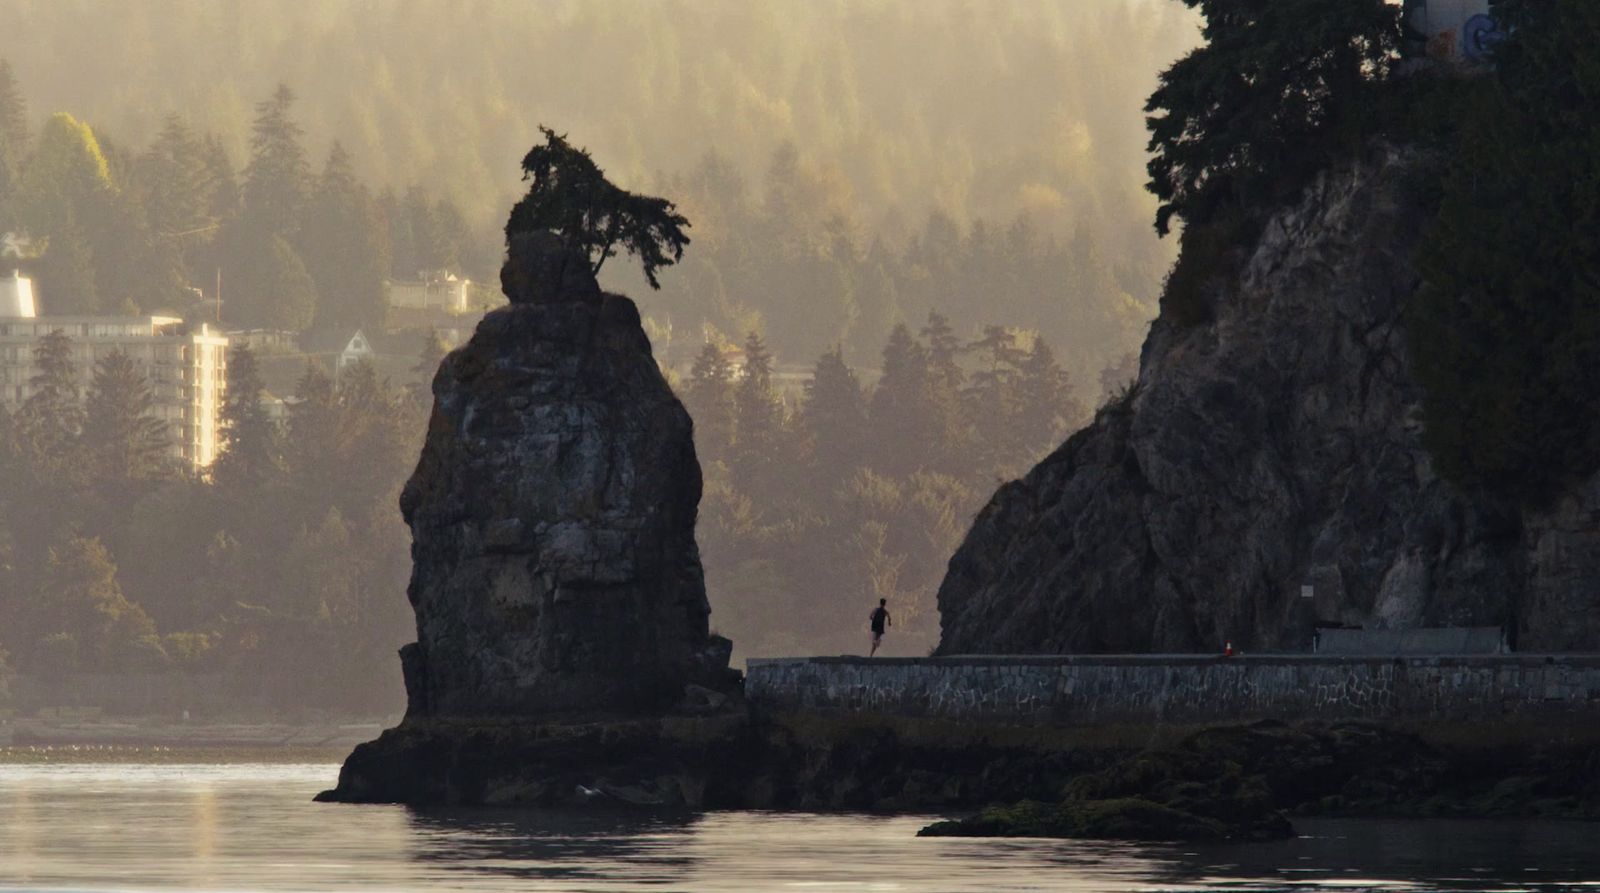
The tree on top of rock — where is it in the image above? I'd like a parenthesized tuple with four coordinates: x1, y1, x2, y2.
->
(1144, 0, 1401, 236)
(506, 126, 691, 288)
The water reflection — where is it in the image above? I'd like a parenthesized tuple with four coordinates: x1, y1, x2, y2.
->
(2, 762, 1599, 892)
(407, 807, 702, 885)
(1158, 818, 1600, 891)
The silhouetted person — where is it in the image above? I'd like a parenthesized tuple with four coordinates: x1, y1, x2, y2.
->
(868, 598, 891, 657)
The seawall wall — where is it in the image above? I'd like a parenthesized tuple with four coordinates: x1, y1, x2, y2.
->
(745, 655, 1600, 725)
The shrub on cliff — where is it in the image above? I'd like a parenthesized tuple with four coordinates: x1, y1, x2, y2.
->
(1145, 0, 1401, 325)
(1408, 0, 1600, 500)
(1144, 0, 1402, 238)
(506, 126, 690, 289)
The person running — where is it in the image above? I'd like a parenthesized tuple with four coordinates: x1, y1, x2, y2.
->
(868, 598, 892, 657)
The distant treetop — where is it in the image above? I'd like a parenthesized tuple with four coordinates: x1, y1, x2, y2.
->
(506, 126, 690, 289)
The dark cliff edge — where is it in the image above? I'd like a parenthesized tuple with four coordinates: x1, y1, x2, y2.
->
(938, 145, 1600, 656)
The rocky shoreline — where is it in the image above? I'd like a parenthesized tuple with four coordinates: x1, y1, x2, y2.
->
(318, 708, 1600, 840)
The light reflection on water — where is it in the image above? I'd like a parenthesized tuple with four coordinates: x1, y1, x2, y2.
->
(1, 762, 1598, 892)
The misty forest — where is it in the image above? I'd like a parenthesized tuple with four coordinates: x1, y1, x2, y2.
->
(0, 2, 1198, 713)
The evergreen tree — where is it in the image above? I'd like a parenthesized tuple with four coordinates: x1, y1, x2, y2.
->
(33, 209, 98, 314)
(1014, 335, 1080, 458)
(1409, 0, 1600, 499)
(420, 194, 468, 272)
(801, 344, 866, 486)
(140, 114, 214, 239)
(965, 325, 1026, 470)
(201, 135, 239, 223)
(686, 340, 736, 461)
(241, 84, 309, 238)
(17, 330, 82, 466)
(868, 323, 936, 476)
(302, 143, 390, 333)
(284, 363, 341, 497)
(214, 345, 281, 487)
(1144, 0, 1401, 235)
(920, 311, 963, 391)
(217, 222, 317, 329)
(380, 188, 416, 278)
(0, 59, 27, 230)
(507, 126, 691, 288)
(733, 330, 780, 467)
(919, 310, 968, 469)
(82, 350, 172, 483)
(83, 180, 188, 314)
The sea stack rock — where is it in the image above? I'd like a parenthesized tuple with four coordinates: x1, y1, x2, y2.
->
(399, 231, 731, 717)
(320, 232, 741, 806)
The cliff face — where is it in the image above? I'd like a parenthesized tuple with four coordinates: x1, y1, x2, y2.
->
(938, 147, 1600, 655)
(399, 232, 730, 716)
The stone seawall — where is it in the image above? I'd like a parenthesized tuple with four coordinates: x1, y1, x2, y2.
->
(745, 655, 1600, 725)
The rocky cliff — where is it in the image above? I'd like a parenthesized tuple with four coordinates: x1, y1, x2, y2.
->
(321, 232, 738, 803)
(938, 146, 1600, 655)
(396, 232, 733, 716)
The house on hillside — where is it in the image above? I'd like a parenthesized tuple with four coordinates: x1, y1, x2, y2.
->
(338, 330, 375, 372)
(389, 271, 473, 314)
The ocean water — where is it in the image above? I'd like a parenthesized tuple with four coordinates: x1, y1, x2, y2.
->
(1, 760, 1598, 892)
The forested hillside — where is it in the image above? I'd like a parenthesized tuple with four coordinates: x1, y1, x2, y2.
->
(0, 1, 1212, 698)
(3, 0, 1198, 373)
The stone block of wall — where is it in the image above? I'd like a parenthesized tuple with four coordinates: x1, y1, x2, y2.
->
(745, 655, 1600, 725)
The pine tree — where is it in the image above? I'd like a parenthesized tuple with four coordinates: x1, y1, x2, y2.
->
(686, 340, 736, 461)
(34, 209, 98, 314)
(17, 330, 82, 466)
(217, 222, 317, 330)
(140, 114, 214, 239)
(733, 330, 779, 463)
(0, 59, 28, 230)
(802, 344, 866, 484)
(201, 134, 239, 223)
(214, 345, 282, 487)
(241, 84, 309, 239)
(82, 350, 172, 482)
(422, 195, 468, 273)
(919, 310, 968, 469)
(868, 323, 936, 476)
(1014, 335, 1080, 459)
(302, 143, 390, 334)
(285, 362, 341, 496)
(1144, 0, 1400, 236)
(965, 325, 1026, 471)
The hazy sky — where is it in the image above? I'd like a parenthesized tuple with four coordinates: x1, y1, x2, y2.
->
(4, 1, 1200, 242)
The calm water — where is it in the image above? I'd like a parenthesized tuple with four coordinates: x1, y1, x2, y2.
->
(1, 761, 1599, 892)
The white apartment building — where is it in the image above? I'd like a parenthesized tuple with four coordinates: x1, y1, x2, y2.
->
(0, 270, 229, 471)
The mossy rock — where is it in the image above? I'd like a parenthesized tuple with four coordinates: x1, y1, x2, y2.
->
(917, 797, 1293, 842)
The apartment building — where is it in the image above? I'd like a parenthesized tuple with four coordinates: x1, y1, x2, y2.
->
(0, 270, 229, 471)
